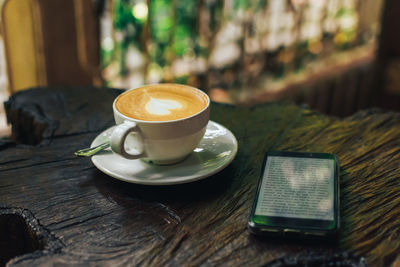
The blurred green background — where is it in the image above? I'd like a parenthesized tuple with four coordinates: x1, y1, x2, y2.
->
(100, 0, 383, 103)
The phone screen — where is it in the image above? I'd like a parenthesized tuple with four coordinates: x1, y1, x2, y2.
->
(256, 155, 334, 220)
(248, 151, 339, 237)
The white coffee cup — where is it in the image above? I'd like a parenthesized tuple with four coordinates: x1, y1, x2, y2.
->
(110, 84, 210, 165)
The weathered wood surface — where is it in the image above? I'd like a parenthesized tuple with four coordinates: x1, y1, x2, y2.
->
(1, 86, 400, 266)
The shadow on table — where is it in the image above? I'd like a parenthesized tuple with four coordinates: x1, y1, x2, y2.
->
(87, 164, 235, 204)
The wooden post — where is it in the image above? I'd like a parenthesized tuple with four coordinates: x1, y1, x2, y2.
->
(1, 0, 101, 94)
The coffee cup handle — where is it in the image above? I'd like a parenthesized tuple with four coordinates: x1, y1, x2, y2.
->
(110, 121, 146, 159)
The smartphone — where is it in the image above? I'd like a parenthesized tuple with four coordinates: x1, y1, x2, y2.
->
(248, 151, 340, 238)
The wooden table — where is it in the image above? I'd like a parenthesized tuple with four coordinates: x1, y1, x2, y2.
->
(1, 86, 400, 266)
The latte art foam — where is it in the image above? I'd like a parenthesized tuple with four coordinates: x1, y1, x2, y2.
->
(145, 97, 183, 116)
(115, 84, 208, 121)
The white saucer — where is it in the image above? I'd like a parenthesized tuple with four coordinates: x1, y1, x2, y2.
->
(91, 121, 238, 185)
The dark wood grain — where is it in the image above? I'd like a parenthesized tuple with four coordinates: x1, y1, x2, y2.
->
(4, 86, 122, 145)
(1, 86, 400, 266)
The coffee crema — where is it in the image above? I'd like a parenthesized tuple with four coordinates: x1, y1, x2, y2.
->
(115, 84, 208, 121)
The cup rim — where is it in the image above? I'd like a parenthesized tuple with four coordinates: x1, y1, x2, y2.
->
(113, 83, 210, 124)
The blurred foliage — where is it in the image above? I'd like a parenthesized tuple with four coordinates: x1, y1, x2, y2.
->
(100, 0, 381, 91)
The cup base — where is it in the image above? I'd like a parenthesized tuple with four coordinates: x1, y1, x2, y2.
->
(142, 155, 189, 165)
